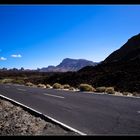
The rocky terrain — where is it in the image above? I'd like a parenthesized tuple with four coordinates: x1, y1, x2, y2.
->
(42, 33, 140, 93)
(0, 98, 76, 136)
(1, 33, 140, 93)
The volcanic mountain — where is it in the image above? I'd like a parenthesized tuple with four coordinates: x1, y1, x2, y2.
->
(104, 33, 140, 63)
(44, 33, 140, 93)
(39, 58, 98, 72)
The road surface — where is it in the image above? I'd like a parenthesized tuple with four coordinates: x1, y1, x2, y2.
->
(0, 84, 140, 135)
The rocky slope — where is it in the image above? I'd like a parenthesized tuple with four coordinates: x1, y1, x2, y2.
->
(104, 33, 140, 63)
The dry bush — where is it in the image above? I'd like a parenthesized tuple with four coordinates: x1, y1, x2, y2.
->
(79, 84, 95, 92)
(63, 84, 70, 89)
(96, 87, 106, 92)
(52, 83, 62, 89)
(105, 87, 115, 94)
(122, 92, 130, 96)
(12, 79, 25, 85)
(0, 78, 14, 84)
(37, 84, 46, 88)
(46, 84, 52, 89)
(69, 87, 75, 91)
(25, 82, 34, 87)
(132, 92, 140, 97)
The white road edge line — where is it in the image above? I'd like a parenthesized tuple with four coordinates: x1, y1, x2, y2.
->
(0, 94, 86, 135)
(43, 93, 65, 99)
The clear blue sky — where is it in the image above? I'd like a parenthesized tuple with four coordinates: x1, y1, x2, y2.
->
(0, 5, 140, 69)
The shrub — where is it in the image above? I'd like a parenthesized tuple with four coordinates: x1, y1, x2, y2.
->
(25, 82, 34, 87)
(126, 92, 133, 96)
(63, 84, 70, 89)
(132, 92, 140, 97)
(69, 87, 75, 91)
(12, 79, 25, 85)
(0, 78, 14, 84)
(53, 83, 62, 89)
(46, 84, 52, 89)
(132, 92, 137, 96)
(114, 92, 123, 96)
(96, 87, 106, 92)
(105, 87, 115, 94)
(122, 92, 130, 96)
(79, 84, 95, 92)
(37, 84, 46, 88)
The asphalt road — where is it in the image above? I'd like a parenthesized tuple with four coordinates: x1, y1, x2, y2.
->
(0, 84, 140, 135)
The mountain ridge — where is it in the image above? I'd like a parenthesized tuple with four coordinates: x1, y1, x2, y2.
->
(39, 58, 98, 72)
(104, 33, 140, 63)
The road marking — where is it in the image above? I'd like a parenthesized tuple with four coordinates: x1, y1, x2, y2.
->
(0, 94, 86, 135)
(43, 93, 64, 99)
(17, 88, 26, 91)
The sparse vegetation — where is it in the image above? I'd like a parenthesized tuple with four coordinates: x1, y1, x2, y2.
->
(63, 84, 70, 89)
(127, 92, 133, 97)
(37, 84, 46, 88)
(132, 92, 140, 97)
(105, 87, 115, 94)
(121, 91, 133, 96)
(52, 83, 62, 89)
(25, 82, 34, 87)
(122, 92, 130, 96)
(114, 92, 123, 96)
(0, 78, 25, 85)
(0, 78, 14, 84)
(12, 79, 25, 85)
(0, 64, 140, 95)
(69, 87, 75, 91)
(96, 87, 106, 92)
(46, 84, 52, 89)
(79, 84, 95, 92)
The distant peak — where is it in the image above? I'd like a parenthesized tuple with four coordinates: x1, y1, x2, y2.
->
(62, 58, 90, 61)
(63, 58, 72, 61)
(39, 58, 98, 72)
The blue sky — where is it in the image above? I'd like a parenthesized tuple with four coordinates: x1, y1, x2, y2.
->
(0, 5, 140, 69)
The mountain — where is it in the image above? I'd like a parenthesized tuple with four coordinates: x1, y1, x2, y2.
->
(44, 33, 140, 93)
(39, 58, 98, 72)
(104, 33, 140, 63)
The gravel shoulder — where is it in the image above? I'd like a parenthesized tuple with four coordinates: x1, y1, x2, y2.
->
(0, 98, 77, 136)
